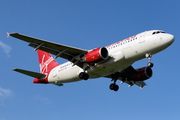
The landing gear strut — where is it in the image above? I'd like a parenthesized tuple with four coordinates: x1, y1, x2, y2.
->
(146, 53, 154, 68)
(109, 72, 120, 91)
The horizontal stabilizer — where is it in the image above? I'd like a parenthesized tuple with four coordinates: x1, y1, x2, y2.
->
(13, 68, 46, 78)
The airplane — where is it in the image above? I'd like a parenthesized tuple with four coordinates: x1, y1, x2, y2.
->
(9, 30, 174, 91)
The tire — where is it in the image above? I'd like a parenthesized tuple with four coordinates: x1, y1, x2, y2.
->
(79, 72, 89, 80)
(148, 62, 154, 68)
(109, 84, 115, 90)
(79, 72, 85, 79)
(113, 84, 119, 91)
(109, 84, 119, 91)
(84, 73, 89, 80)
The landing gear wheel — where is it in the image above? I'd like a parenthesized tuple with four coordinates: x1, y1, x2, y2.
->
(109, 83, 119, 91)
(147, 62, 154, 68)
(84, 73, 89, 80)
(114, 84, 119, 91)
(79, 72, 89, 80)
(109, 84, 115, 90)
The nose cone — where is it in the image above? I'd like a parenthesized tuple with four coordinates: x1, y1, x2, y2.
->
(166, 34, 175, 45)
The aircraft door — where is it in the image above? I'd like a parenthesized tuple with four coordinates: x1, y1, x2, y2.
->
(139, 32, 146, 43)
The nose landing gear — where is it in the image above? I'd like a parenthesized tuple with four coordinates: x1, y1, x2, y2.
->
(146, 53, 154, 68)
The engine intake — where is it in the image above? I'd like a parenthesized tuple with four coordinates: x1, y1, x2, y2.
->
(80, 47, 109, 63)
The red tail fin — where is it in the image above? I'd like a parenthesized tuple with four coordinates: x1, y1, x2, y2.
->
(37, 50, 59, 74)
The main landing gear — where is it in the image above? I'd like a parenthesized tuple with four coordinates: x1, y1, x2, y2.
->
(146, 53, 154, 68)
(110, 83, 119, 91)
(79, 72, 89, 80)
(109, 72, 120, 91)
(79, 64, 90, 80)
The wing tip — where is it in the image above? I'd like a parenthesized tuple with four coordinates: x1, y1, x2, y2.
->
(9, 33, 19, 37)
(7, 32, 10, 38)
(13, 68, 18, 71)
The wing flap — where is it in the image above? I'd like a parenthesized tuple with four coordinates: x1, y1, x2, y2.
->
(10, 33, 87, 58)
(123, 80, 147, 87)
(135, 81, 147, 87)
(13, 68, 46, 78)
(29, 43, 83, 67)
(28, 43, 73, 60)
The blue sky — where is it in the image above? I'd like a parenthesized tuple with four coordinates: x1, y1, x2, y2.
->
(0, 0, 179, 120)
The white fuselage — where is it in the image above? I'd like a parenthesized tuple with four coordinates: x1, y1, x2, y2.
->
(47, 30, 174, 84)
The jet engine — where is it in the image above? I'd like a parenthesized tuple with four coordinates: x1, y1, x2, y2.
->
(80, 47, 109, 63)
(130, 67, 153, 81)
(33, 78, 48, 84)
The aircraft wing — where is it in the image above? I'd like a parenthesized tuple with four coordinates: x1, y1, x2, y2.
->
(105, 66, 147, 88)
(10, 33, 88, 64)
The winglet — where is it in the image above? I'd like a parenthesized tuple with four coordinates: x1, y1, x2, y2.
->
(7, 33, 10, 38)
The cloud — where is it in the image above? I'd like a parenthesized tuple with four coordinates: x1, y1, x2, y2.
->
(0, 41, 11, 57)
(34, 96, 52, 105)
(0, 87, 12, 98)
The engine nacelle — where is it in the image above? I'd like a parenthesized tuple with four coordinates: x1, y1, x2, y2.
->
(80, 47, 109, 63)
(33, 78, 48, 84)
(130, 67, 153, 81)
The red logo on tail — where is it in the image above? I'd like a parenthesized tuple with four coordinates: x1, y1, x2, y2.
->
(38, 50, 59, 74)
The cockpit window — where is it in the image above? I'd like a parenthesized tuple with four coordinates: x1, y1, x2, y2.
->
(152, 31, 166, 35)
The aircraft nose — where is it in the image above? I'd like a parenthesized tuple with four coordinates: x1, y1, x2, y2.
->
(166, 34, 175, 45)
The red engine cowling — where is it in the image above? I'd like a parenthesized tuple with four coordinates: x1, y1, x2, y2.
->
(130, 67, 153, 81)
(80, 47, 109, 63)
(33, 78, 48, 84)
